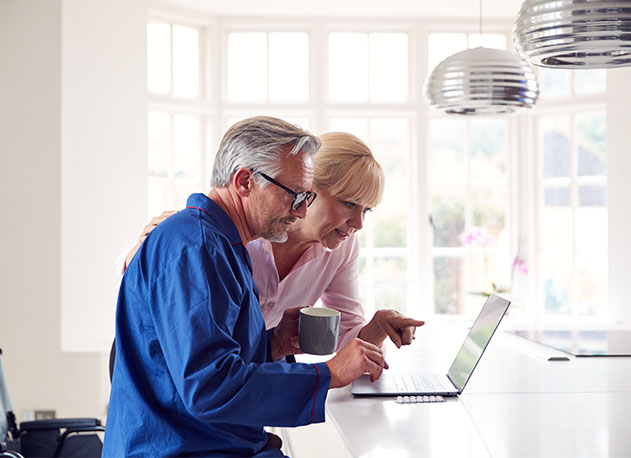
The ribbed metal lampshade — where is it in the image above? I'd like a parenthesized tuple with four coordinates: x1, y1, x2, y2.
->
(423, 47, 539, 115)
(513, 0, 631, 68)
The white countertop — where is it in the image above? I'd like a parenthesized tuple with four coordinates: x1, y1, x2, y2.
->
(284, 317, 631, 458)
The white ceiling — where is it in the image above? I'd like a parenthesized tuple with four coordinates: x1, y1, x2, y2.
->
(154, 0, 524, 19)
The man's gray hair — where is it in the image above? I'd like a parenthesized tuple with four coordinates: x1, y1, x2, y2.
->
(211, 116, 321, 188)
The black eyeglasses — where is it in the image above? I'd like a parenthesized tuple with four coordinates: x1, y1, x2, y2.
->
(252, 170, 317, 211)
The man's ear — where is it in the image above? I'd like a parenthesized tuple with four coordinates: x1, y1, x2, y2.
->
(232, 167, 254, 198)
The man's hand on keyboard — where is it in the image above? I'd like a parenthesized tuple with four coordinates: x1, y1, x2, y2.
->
(326, 338, 389, 388)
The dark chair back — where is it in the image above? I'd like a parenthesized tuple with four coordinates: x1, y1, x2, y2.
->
(109, 339, 116, 383)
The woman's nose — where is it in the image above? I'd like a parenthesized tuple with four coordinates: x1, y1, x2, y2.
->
(349, 209, 364, 230)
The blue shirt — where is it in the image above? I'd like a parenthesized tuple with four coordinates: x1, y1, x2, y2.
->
(103, 194, 330, 457)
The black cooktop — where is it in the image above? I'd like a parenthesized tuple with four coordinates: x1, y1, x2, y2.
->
(510, 329, 631, 357)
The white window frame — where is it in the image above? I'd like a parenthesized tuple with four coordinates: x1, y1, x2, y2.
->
(216, 19, 423, 320)
(145, 7, 617, 323)
(147, 14, 216, 215)
(423, 24, 521, 318)
(426, 111, 518, 315)
(530, 92, 609, 324)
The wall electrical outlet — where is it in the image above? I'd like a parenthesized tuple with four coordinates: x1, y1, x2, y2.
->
(34, 410, 56, 420)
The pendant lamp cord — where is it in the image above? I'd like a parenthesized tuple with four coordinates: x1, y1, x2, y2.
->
(479, 0, 483, 36)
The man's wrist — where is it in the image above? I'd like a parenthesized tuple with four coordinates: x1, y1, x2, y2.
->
(324, 361, 340, 389)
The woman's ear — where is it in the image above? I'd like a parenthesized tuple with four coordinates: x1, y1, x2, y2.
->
(232, 167, 254, 198)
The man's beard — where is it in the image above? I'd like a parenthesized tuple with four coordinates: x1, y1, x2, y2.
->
(260, 216, 297, 243)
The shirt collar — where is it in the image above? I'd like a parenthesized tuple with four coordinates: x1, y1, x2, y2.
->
(186, 193, 242, 244)
(259, 237, 331, 260)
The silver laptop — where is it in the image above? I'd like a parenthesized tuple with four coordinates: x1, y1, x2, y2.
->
(351, 294, 510, 397)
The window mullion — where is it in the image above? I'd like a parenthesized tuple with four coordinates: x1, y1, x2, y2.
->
(172, 113, 178, 208)
(570, 112, 579, 320)
(465, 120, 473, 303)
(266, 32, 271, 103)
(169, 24, 175, 97)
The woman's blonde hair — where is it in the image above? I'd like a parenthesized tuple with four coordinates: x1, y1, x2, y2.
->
(313, 132, 385, 208)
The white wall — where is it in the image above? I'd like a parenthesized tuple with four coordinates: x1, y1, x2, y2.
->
(60, 0, 147, 352)
(0, 0, 146, 421)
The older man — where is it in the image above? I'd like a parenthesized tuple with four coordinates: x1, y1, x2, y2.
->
(103, 117, 386, 457)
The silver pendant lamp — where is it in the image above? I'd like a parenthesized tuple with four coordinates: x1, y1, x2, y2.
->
(513, 0, 631, 68)
(424, 0, 539, 115)
(424, 47, 539, 115)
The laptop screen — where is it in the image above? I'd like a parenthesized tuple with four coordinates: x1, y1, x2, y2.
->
(447, 295, 511, 392)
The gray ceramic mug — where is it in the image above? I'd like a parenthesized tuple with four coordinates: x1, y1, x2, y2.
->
(299, 308, 340, 355)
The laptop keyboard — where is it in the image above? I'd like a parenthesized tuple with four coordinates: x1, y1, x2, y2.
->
(392, 373, 446, 392)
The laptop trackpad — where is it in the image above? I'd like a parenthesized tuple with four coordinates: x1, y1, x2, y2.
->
(351, 373, 394, 395)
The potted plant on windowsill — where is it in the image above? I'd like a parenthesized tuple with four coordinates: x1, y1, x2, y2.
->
(458, 226, 529, 297)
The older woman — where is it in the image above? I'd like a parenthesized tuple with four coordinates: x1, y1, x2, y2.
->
(124, 132, 423, 351)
